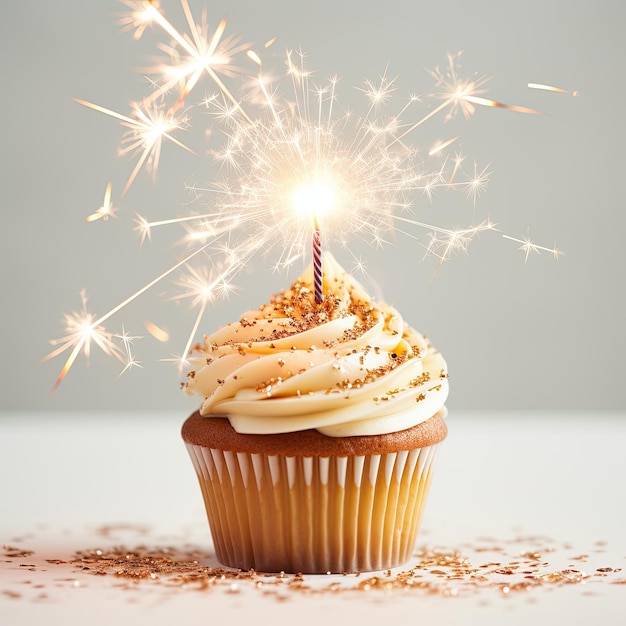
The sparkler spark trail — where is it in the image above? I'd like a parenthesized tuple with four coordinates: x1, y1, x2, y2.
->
(502, 233, 563, 263)
(43, 290, 126, 392)
(144, 320, 170, 342)
(47, 1, 561, 388)
(73, 98, 194, 196)
(429, 136, 460, 156)
(116, 327, 144, 376)
(528, 82, 579, 96)
(86, 182, 117, 222)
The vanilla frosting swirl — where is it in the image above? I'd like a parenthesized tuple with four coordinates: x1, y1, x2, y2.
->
(184, 254, 448, 436)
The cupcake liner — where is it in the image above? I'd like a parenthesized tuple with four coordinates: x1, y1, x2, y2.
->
(185, 442, 441, 573)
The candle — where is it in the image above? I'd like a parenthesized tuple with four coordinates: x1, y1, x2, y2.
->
(313, 214, 323, 304)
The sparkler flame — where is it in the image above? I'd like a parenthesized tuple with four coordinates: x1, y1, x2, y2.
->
(47, 0, 562, 388)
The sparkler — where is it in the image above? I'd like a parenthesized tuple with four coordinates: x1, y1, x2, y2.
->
(47, 0, 562, 388)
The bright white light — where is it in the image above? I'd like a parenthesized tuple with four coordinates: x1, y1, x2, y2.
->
(291, 178, 336, 219)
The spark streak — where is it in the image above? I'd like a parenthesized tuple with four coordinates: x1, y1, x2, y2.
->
(86, 182, 117, 222)
(461, 95, 543, 115)
(528, 82, 578, 96)
(48, 239, 219, 389)
(502, 234, 562, 262)
(44, 290, 126, 392)
(144, 320, 170, 342)
(429, 136, 460, 156)
(74, 98, 194, 195)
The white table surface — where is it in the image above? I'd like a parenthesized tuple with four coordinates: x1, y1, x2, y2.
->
(1, 411, 625, 625)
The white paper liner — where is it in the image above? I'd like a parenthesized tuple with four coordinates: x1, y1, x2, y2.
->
(185, 443, 440, 573)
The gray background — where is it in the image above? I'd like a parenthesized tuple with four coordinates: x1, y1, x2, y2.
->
(2, 0, 624, 412)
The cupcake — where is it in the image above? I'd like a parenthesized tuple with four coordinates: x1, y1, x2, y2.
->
(182, 254, 448, 573)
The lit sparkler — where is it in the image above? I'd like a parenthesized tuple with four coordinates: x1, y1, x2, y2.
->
(47, 0, 562, 388)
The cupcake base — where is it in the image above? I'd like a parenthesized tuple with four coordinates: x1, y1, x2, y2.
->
(182, 411, 447, 573)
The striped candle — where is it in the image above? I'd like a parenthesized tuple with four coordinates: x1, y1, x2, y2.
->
(313, 214, 323, 304)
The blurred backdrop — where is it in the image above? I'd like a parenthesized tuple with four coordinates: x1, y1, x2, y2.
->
(2, 0, 624, 412)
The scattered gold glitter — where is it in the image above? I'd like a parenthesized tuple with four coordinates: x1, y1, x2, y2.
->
(2, 546, 35, 559)
(64, 538, 626, 597)
(69, 545, 259, 585)
(2, 532, 624, 602)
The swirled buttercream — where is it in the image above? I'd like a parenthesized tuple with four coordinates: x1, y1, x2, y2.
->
(183, 254, 448, 436)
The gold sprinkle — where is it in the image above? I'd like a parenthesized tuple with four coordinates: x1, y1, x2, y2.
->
(10, 531, 625, 600)
(2, 547, 35, 558)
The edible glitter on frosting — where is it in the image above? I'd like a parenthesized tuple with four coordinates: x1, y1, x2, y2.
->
(183, 253, 448, 436)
